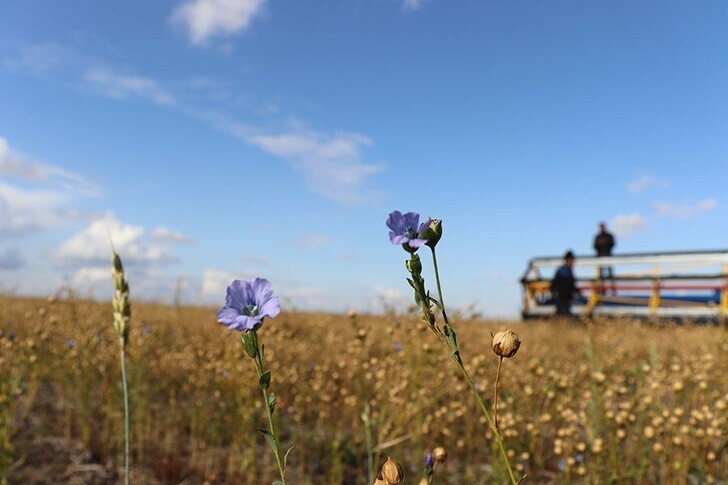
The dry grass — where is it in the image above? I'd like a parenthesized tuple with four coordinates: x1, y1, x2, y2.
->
(1, 294, 726, 483)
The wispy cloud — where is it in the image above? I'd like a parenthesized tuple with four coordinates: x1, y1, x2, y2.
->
(0, 137, 101, 196)
(151, 226, 194, 243)
(199, 269, 256, 299)
(6, 45, 385, 206)
(3, 43, 79, 74)
(171, 0, 267, 45)
(610, 213, 648, 238)
(241, 255, 270, 265)
(0, 136, 100, 237)
(250, 131, 384, 204)
(655, 198, 717, 220)
(627, 175, 668, 193)
(293, 233, 332, 250)
(85, 67, 177, 106)
(403, 0, 425, 10)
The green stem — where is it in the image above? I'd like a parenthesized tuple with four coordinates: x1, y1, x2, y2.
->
(428, 250, 517, 485)
(254, 337, 286, 485)
(363, 403, 374, 485)
(120, 342, 130, 485)
(430, 247, 449, 323)
(451, 355, 517, 485)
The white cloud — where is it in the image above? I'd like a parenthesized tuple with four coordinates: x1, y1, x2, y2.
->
(250, 131, 384, 204)
(56, 213, 177, 267)
(0, 137, 100, 196)
(70, 266, 109, 288)
(403, 0, 424, 10)
(610, 213, 648, 238)
(293, 233, 331, 250)
(200, 269, 256, 299)
(0, 182, 72, 237)
(655, 198, 717, 220)
(241, 255, 270, 265)
(279, 285, 327, 310)
(84, 67, 177, 106)
(3, 43, 79, 74)
(372, 284, 410, 312)
(171, 0, 267, 45)
(151, 226, 194, 243)
(627, 175, 667, 193)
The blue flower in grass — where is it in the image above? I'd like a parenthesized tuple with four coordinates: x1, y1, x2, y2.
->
(387, 210, 428, 250)
(217, 278, 281, 331)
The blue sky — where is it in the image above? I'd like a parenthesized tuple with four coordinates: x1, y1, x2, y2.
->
(1, 0, 727, 317)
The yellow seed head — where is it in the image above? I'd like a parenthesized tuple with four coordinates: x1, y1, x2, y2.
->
(491, 330, 521, 358)
(381, 457, 404, 485)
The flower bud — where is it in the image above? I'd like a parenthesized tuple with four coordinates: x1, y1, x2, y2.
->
(491, 330, 521, 358)
(420, 218, 442, 248)
(381, 456, 404, 485)
(433, 446, 447, 463)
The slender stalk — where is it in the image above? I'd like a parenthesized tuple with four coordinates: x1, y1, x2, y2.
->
(430, 248, 449, 323)
(120, 343, 130, 485)
(494, 356, 503, 431)
(451, 355, 517, 485)
(254, 340, 286, 485)
(429, 249, 517, 485)
(363, 403, 374, 485)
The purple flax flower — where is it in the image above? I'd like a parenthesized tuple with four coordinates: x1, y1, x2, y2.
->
(425, 453, 435, 468)
(386, 210, 428, 249)
(217, 278, 281, 331)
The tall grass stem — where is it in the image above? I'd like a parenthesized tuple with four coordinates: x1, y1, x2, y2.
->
(120, 343, 130, 485)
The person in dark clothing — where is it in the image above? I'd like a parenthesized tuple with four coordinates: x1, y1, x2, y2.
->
(593, 222, 616, 293)
(551, 250, 581, 316)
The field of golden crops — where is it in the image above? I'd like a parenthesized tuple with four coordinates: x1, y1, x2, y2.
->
(1, 294, 726, 484)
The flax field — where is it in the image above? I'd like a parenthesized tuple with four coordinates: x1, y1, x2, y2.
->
(1, 294, 726, 484)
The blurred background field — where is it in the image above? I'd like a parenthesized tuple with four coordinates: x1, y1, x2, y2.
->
(1, 294, 725, 484)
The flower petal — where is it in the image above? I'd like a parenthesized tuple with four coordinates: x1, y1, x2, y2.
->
(390, 233, 408, 245)
(217, 305, 241, 324)
(226, 279, 247, 311)
(386, 211, 404, 232)
(259, 296, 281, 319)
(408, 238, 428, 248)
(250, 277, 274, 305)
(403, 212, 420, 230)
(237, 314, 263, 330)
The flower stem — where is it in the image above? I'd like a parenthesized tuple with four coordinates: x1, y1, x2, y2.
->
(430, 247, 449, 323)
(363, 403, 374, 485)
(450, 355, 517, 485)
(495, 356, 503, 431)
(119, 341, 130, 485)
(252, 334, 286, 485)
(428, 250, 517, 485)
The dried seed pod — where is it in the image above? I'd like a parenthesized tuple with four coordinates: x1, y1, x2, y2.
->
(491, 330, 521, 358)
(433, 446, 448, 463)
(381, 456, 404, 485)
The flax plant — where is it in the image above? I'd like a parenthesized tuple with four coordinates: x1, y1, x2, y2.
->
(217, 277, 291, 485)
(387, 211, 520, 484)
(111, 250, 131, 485)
